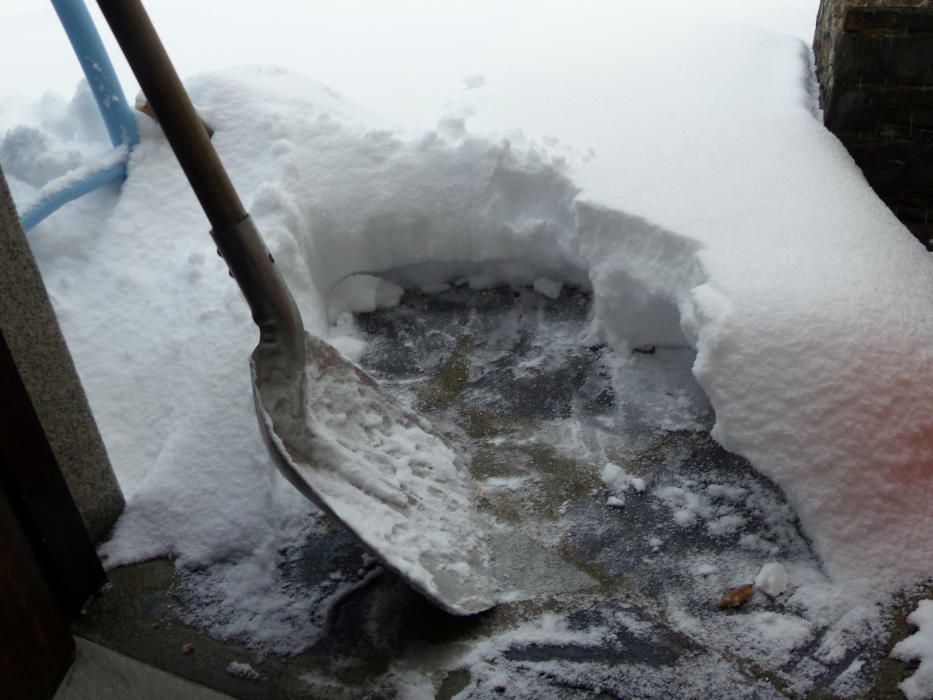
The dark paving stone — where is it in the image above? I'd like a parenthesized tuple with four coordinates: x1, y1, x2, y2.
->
(75, 282, 915, 698)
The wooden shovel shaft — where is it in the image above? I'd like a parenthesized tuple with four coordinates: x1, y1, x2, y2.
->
(96, 0, 240, 229)
(95, 0, 304, 361)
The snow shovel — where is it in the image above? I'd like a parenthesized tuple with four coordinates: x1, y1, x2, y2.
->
(95, 0, 494, 616)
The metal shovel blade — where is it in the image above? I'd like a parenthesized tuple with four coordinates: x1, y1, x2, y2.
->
(252, 335, 495, 616)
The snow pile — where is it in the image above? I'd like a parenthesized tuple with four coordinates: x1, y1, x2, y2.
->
(893, 600, 933, 700)
(654, 482, 751, 538)
(0, 82, 112, 203)
(5, 68, 586, 647)
(567, 28, 933, 600)
(4, 0, 933, 656)
(738, 611, 814, 664)
(1, 125, 84, 189)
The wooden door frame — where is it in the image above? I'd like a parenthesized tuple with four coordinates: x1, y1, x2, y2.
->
(0, 328, 109, 698)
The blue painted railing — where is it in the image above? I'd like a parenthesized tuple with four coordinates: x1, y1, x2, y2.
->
(19, 0, 138, 231)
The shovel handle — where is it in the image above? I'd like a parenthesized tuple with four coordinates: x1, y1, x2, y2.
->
(95, 0, 304, 363)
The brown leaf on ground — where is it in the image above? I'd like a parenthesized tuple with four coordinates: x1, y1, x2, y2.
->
(717, 584, 755, 609)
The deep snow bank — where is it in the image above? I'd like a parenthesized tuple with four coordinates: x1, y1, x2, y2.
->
(5, 29, 933, 623)
(165, 51, 933, 601)
(530, 25, 933, 598)
(576, 29, 933, 597)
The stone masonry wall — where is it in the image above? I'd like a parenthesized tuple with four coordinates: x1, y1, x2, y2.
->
(815, 0, 933, 245)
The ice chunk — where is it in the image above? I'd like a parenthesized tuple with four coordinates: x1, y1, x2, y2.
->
(325, 274, 404, 322)
(755, 562, 789, 597)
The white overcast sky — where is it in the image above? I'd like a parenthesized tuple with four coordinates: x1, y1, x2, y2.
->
(1, 1, 820, 128)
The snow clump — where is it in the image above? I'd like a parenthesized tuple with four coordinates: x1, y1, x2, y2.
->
(226, 661, 260, 680)
(754, 562, 789, 597)
(601, 462, 646, 508)
(892, 600, 933, 700)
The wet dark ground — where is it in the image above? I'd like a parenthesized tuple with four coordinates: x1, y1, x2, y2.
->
(75, 284, 918, 698)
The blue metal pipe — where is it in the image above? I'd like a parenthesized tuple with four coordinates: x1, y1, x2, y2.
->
(19, 160, 127, 232)
(50, 0, 139, 149)
(21, 0, 138, 231)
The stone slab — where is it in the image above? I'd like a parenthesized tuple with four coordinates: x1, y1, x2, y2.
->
(0, 165, 123, 543)
(55, 637, 233, 700)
